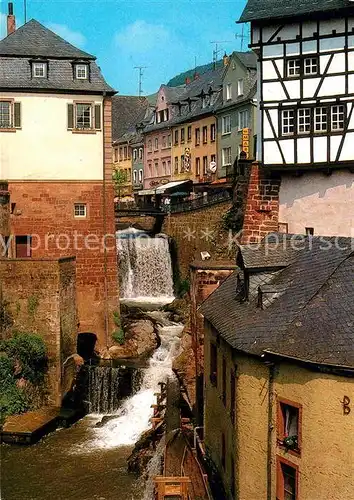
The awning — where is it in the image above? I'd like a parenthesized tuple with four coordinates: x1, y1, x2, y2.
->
(155, 180, 192, 194)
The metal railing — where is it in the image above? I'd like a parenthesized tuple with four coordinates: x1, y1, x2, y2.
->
(165, 190, 232, 214)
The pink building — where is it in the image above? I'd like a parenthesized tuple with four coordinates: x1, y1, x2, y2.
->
(142, 85, 185, 190)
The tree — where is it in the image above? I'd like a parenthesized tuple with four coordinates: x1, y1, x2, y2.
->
(112, 168, 127, 199)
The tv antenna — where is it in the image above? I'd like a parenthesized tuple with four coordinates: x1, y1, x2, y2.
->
(235, 25, 250, 51)
(134, 66, 148, 97)
(210, 40, 232, 69)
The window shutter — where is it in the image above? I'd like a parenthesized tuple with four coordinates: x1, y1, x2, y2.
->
(94, 104, 101, 130)
(14, 102, 21, 128)
(67, 104, 74, 129)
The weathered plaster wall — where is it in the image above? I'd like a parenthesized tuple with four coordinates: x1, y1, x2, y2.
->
(0, 257, 77, 406)
(279, 170, 354, 237)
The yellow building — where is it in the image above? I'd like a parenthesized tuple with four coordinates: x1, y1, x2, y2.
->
(200, 236, 354, 500)
(171, 115, 217, 186)
(112, 139, 132, 198)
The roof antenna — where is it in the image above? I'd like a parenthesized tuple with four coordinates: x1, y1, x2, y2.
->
(134, 66, 148, 97)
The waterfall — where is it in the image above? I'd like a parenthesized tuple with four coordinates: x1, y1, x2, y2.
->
(88, 365, 143, 414)
(90, 318, 183, 449)
(117, 229, 174, 301)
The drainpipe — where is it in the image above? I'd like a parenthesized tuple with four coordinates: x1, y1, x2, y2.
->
(267, 362, 275, 500)
(102, 92, 109, 349)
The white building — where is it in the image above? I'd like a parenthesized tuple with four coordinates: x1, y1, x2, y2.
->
(240, 0, 354, 237)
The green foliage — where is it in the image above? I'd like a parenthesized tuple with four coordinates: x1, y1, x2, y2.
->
(167, 59, 223, 87)
(112, 168, 128, 196)
(0, 297, 13, 332)
(177, 279, 190, 297)
(112, 328, 125, 345)
(113, 311, 121, 328)
(0, 355, 29, 424)
(0, 332, 47, 384)
(221, 206, 243, 232)
(27, 295, 39, 315)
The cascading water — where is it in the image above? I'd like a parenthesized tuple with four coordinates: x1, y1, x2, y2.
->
(89, 317, 183, 449)
(117, 229, 174, 302)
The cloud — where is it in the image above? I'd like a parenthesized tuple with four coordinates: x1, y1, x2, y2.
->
(46, 23, 86, 48)
(115, 20, 170, 54)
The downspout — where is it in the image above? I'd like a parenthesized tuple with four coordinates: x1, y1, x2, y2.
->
(102, 91, 109, 349)
(267, 362, 276, 500)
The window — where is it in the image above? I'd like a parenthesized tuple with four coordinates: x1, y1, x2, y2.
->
(181, 128, 185, 144)
(76, 103, 92, 129)
(174, 129, 179, 145)
(211, 154, 216, 164)
(298, 108, 311, 134)
(210, 123, 216, 142)
(167, 160, 171, 175)
(287, 59, 301, 77)
(210, 342, 217, 386)
(139, 147, 143, 159)
(305, 227, 314, 236)
(187, 125, 192, 142)
(148, 162, 152, 177)
(0, 101, 11, 128)
(162, 161, 166, 175)
(123, 146, 128, 160)
(278, 222, 289, 234)
(331, 105, 345, 131)
(196, 157, 201, 176)
(33, 62, 47, 78)
(167, 134, 171, 147)
(174, 156, 179, 173)
(221, 433, 226, 470)
(226, 83, 232, 100)
(281, 109, 295, 135)
(202, 94, 210, 108)
(138, 169, 143, 182)
(154, 161, 158, 176)
(304, 57, 318, 75)
(74, 203, 87, 218)
(114, 148, 118, 163)
(154, 137, 158, 151)
(277, 459, 298, 500)
(203, 156, 208, 175)
(162, 135, 167, 148)
(164, 109, 169, 121)
(180, 155, 185, 173)
(119, 147, 123, 161)
(148, 140, 152, 153)
(15, 235, 31, 258)
(239, 110, 249, 130)
(75, 64, 88, 79)
(222, 115, 231, 135)
(222, 147, 232, 166)
(195, 128, 200, 146)
(202, 125, 208, 143)
(222, 357, 227, 406)
(237, 79, 244, 96)
(277, 399, 301, 454)
(315, 107, 328, 132)
(133, 149, 137, 161)
(133, 170, 137, 183)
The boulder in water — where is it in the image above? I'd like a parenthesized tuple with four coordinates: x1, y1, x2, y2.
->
(108, 319, 159, 360)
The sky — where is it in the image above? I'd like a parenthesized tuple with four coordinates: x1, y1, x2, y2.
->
(0, 0, 249, 95)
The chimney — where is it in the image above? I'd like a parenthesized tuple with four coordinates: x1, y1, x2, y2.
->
(7, 3, 16, 36)
(223, 52, 230, 67)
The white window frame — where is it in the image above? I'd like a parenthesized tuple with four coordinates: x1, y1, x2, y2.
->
(238, 110, 249, 131)
(154, 137, 159, 151)
(281, 109, 295, 135)
(138, 169, 143, 182)
(314, 107, 328, 133)
(33, 62, 47, 78)
(76, 64, 88, 80)
(331, 105, 345, 131)
(139, 147, 143, 159)
(133, 149, 137, 161)
(237, 79, 244, 96)
(298, 108, 311, 134)
(75, 103, 93, 129)
(74, 203, 87, 218)
(133, 170, 137, 183)
(226, 83, 232, 100)
(304, 57, 318, 75)
(0, 101, 12, 128)
(222, 147, 232, 167)
(287, 59, 300, 77)
(222, 115, 231, 135)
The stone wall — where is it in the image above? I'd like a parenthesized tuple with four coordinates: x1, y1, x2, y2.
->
(0, 257, 77, 406)
(0, 181, 10, 240)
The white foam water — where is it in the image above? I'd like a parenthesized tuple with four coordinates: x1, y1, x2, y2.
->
(90, 322, 183, 449)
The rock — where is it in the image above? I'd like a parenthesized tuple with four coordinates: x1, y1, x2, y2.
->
(109, 344, 136, 359)
(128, 426, 163, 474)
(94, 415, 117, 427)
(108, 319, 158, 360)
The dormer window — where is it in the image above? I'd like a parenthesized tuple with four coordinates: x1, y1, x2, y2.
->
(75, 64, 88, 80)
(33, 62, 47, 78)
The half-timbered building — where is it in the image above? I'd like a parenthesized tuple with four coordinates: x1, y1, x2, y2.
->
(240, 0, 354, 237)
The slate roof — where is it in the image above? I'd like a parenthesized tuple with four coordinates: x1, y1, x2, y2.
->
(239, 0, 354, 23)
(112, 95, 150, 142)
(200, 234, 354, 369)
(234, 51, 257, 69)
(0, 20, 114, 94)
